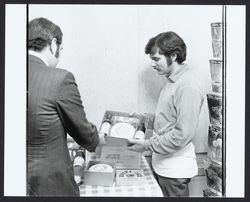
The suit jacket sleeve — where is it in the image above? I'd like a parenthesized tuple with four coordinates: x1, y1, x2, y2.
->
(56, 71, 99, 152)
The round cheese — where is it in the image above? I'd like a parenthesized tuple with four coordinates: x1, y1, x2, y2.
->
(88, 163, 113, 172)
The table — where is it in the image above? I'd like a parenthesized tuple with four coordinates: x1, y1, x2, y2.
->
(78, 153, 163, 197)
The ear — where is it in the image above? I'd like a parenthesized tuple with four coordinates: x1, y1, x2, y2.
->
(50, 38, 57, 55)
(170, 53, 177, 62)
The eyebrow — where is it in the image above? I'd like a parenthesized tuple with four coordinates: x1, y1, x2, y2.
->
(150, 56, 159, 60)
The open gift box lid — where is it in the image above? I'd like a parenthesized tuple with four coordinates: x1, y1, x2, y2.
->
(100, 145, 141, 170)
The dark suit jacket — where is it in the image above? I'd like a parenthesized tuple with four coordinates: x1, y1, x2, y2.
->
(27, 55, 99, 196)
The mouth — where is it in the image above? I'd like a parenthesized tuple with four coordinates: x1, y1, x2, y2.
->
(153, 67, 160, 71)
(154, 68, 163, 74)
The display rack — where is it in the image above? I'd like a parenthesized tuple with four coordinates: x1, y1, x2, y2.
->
(203, 22, 223, 197)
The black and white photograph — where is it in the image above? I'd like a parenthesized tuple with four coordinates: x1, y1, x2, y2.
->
(2, 2, 246, 198)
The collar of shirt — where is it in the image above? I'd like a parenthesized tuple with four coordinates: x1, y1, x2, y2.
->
(28, 50, 49, 66)
(168, 63, 189, 83)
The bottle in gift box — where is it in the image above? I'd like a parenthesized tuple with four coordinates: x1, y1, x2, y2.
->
(134, 122, 146, 140)
(73, 149, 85, 185)
(73, 149, 85, 167)
(100, 113, 112, 136)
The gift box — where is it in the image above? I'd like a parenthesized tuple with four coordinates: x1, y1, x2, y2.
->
(207, 93, 222, 128)
(100, 110, 143, 139)
(116, 169, 146, 186)
(100, 145, 142, 170)
(208, 125, 222, 165)
(98, 110, 146, 169)
(83, 160, 116, 186)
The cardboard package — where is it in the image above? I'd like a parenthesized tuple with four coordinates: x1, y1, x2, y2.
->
(116, 169, 146, 186)
(83, 160, 116, 186)
(98, 111, 146, 169)
(100, 144, 142, 170)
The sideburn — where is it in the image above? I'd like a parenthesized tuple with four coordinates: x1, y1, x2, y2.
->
(166, 56, 173, 66)
(55, 44, 60, 58)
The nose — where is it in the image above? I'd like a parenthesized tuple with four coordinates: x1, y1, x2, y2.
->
(151, 60, 157, 68)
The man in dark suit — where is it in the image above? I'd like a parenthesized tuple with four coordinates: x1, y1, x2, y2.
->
(27, 17, 99, 196)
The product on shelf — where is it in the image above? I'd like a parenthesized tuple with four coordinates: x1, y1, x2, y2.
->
(211, 22, 222, 58)
(204, 21, 224, 198)
(203, 188, 222, 197)
(212, 40, 222, 58)
(208, 125, 222, 165)
(205, 163, 222, 193)
(211, 22, 222, 41)
(207, 93, 222, 128)
(209, 59, 222, 93)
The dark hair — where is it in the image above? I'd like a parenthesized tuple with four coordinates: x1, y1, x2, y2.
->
(145, 31, 186, 64)
(28, 17, 63, 51)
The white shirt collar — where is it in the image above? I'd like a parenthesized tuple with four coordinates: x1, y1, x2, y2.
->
(29, 50, 49, 66)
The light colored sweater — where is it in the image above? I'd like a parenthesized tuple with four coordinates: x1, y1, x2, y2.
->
(145, 64, 204, 178)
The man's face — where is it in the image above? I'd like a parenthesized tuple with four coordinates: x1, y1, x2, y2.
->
(149, 48, 173, 77)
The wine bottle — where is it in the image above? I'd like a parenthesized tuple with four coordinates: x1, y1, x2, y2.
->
(73, 149, 85, 167)
(99, 113, 112, 136)
(134, 122, 146, 140)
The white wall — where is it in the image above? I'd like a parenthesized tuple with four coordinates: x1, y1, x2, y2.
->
(29, 5, 223, 152)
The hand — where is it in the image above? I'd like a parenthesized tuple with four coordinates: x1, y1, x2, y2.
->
(127, 139, 146, 153)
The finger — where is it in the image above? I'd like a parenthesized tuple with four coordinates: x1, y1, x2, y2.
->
(127, 138, 140, 144)
(127, 138, 135, 143)
(127, 145, 136, 151)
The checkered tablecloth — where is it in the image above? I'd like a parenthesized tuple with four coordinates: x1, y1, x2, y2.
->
(79, 154, 163, 197)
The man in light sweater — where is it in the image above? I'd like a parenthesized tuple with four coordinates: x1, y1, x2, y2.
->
(128, 31, 204, 197)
